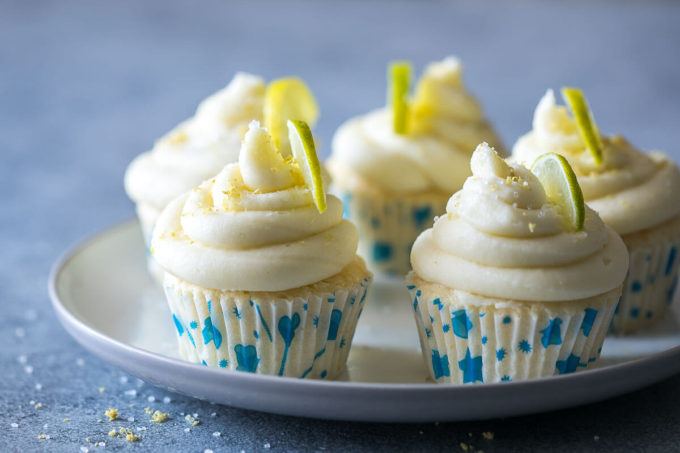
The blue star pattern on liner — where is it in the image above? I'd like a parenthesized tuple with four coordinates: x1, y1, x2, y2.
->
(303, 303, 308, 311)
(540, 318, 563, 348)
(413, 295, 418, 311)
(253, 330, 259, 339)
(172, 314, 184, 336)
(556, 354, 585, 374)
(234, 344, 259, 372)
(458, 348, 483, 383)
(425, 328, 431, 338)
(190, 321, 198, 329)
(233, 307, 242, 320)
(451, 309, 473, 338)
(481, 336, 488, 345)
(252, 302, 272, 342)
(313, 316, 319, 328)
(327, 309, 343, 340)
(646, 310, 653, 319)
(631, 281, 643, 293)
(412, 205, 432, 229)
(372, 242, 393, 261)
(496, 348, 506, 362)
(503, 316, 512, 324)
(201, 360, 207, 366)
(432, 298, 443, 310)
(340, 192, 352, 218)
(443, 324, 450, 333)
(371, 217, 381, 229)
(501, 375, 511, 381)
(581, 308, 598, 337)
(277, 313, 301, 375)
(431, 350, 450, 379)
(328, 296, 336, 304)
(630, 308, 640, 318)
(666, 246, 677, 275)
(320, 370, 328, 378)
(339, 338, 346, 349)
(518, 340, 532, 353)
(218, 359, 228, 368)
(202, 317, 223, 349)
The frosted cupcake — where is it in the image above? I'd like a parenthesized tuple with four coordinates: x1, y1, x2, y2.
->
(406, 143, 628, 384)
(328, 57, 503, 275)
(151, 121, 371, 379)
(125, 74, 318, 283)
(513, 89, 680, 333)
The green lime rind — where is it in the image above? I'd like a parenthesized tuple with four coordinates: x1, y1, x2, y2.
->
(287, 119, 327, 213)
(531, 152, 585, 231)
(388, 61, 412, 135)
(561, 87, 603, 165)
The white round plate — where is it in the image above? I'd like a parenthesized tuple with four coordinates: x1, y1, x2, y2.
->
(49, 221, 680, 422)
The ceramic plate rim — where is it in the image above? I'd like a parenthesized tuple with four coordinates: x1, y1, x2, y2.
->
(48, 220, 680, 421)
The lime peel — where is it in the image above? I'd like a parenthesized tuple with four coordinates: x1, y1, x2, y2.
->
(388, 61, 412, 135)
(287, 120, 327, 213)
(264, 78, 319, 158)
(531, 152, 585, 231)
(561, 87, 603, 165)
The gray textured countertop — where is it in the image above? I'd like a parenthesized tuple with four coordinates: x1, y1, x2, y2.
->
(3, 0, 680, 451)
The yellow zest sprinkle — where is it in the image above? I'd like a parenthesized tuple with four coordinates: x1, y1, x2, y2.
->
(38, 435, 45, 440)
(185, 414, 200, 426)
(63, 418, 70, 422)
(108, 430, 116, 437)
(120, 428, 139, 442)
(104, 408, 118, 421)
(482, 431, 494, 440)
(528, 222, 536, 233)
(150, 410, 170, 423)
(144, 407, 152, 414)
(34, 403, 42, 409)
(98, 387, 105, 393)
(167, 130, 187, 144)
(460, 442, 469, 451)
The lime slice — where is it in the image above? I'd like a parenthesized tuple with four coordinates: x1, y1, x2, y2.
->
(531, 153, 585, 231)
(264, 78, 319, 157)
(287, 120, 326, 213)
(387, 61, 411, 135)
(561, 87, 603, 165)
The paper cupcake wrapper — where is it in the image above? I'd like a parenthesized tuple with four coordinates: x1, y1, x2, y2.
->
(407, 283, 619, 384)
(337, 189, 448, 275)
(612, 230, 680, 334)
(163, 273, 371, 379)
(135, 203, 165, 285)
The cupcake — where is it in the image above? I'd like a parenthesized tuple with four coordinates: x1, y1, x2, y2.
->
(513, 89, 680, 333)
(328, 57, 503, 275)
(406, 143, 628, 384)
(151, 121, 371, 379)
(125, 73, 318, 283)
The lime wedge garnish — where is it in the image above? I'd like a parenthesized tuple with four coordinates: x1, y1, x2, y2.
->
(264, 78, 319, 157)
(561, 87, 603, 165)
(388, 61, 412, 135)
(287, 120, 326, 213)
(531, 153, 585, 231)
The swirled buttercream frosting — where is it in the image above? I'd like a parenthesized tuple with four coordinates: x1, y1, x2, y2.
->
(152, 121, 359, 291)
(411, 143, 628, 301)
(125, 73, 266, 210)
(329, 57, 503, 195)
(513, 90, 680, 235)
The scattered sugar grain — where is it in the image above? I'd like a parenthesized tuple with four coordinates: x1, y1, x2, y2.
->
(594, 435, 600, 441)
(119, 376, 128, 384)
(136, 426, 147, 431)
(35, 383, 42, 391)
(184, 428, 191, 433)
(25, 309, 38, 321)
(30, 400, 35, 405)
(127, 417, 135, 422)
(163, 396, 171, 404)
(15, 327, 25, 338)
(147, 396, 155, 403)
(210, 412, 216, 417)
(24, 365, 33, 374)
(17, 355, 27, 364)
(80, 447, 88, 453)
(124, 389, 137, 397)
(212, 432, 221, 437)
(11, 423, 18, 428)
(264, 442, 271, 449)
(205, 450, 214, 453)
(76, 358, 85, 366)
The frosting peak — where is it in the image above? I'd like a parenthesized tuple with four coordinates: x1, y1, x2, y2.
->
(152, 123, 358, 291)
(330, 57, 503, 195)
(411, 144, 628, 301)
(513, 90, 680, 234)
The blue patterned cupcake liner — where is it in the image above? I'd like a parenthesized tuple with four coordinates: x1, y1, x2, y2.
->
(337, 188, 448, 276)
(163, 261, 372, 379)
(406, 274, 620, 384)
(611, 215, 680, 334)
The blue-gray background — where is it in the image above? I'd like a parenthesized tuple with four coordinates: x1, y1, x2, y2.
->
(2, 1, 680, 451)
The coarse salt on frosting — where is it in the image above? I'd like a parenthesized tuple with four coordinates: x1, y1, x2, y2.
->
(513, 89, 680, 235)
(411, 143, 628, 301)
(329, 57, 503, 195)
(152, 121, 358, 291)
(124, 73, 266, 211)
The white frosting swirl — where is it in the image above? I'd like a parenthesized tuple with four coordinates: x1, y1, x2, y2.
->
(513, 90, 680, 235)
(124, 73, 265, 211)
(411, 143, 628, 301)
(152, 122, 358, 291)
(329, 57, 503, 194)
